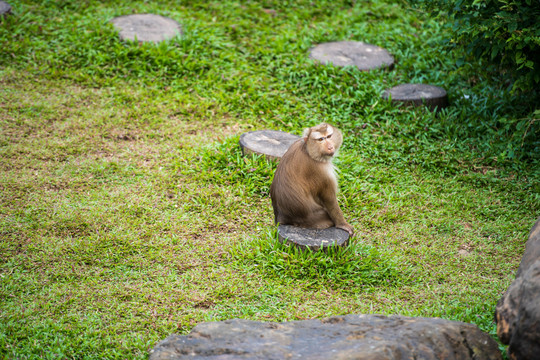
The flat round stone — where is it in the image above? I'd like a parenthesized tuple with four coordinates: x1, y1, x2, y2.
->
(309, 41, 394, 71)
(382, 84, 448, 111)
(278, 225, 349, 251)
(111, 14, 182, 43)
(0, 1, 12, 16)
(239, 130, 300, 161)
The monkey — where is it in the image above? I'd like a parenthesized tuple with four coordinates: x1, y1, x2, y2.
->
(270, 123, 354, 236)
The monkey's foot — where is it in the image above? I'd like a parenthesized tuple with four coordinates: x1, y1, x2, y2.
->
(277, 225, 349, 251)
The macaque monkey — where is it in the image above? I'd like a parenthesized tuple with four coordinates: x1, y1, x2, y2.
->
(270, 123, 354, 236)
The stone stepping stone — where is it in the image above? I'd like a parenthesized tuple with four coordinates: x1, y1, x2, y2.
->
(278, 225, 349, 251)
(110, 14, 182, 43)
(382, 83, 448, 111)
(309, 41, 394, 71)
(239, 130, 300, 161)
(0, 1, 12, 16)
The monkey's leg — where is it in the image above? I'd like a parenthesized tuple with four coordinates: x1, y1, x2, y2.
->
(297, 207, 334, 229)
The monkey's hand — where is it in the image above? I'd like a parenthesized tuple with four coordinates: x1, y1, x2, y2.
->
(337, 223, 354, 236)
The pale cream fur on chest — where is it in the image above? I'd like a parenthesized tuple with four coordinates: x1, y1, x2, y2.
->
(323, 162, 338, 188)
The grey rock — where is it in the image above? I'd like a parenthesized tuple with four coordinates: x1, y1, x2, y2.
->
(382, 83, 448, 111)
(278, 225, 349, 251)
(0, 1, 11, 16)
(111, 14, 182, 43)
(309, 41, 394, 71)
(495, 217, 540, 360)
(239, 130, 300, 161)
(149, 314, 501, 360)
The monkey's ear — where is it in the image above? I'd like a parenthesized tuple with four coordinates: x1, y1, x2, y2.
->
(302, 128, 311, 139)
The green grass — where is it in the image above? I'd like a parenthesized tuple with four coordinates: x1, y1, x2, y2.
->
(230, 228, 407, 289)
(0, 0, 538, 358)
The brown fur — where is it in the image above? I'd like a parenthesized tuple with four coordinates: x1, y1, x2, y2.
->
(270, 123, 353, 235)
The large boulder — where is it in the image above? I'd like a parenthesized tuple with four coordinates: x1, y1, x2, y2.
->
(150, 314, 501, 360)
(495, 217, 540, 360)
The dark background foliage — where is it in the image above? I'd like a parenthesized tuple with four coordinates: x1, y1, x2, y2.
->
(412, 0, 540, 93)
(410, 0, 539, 166)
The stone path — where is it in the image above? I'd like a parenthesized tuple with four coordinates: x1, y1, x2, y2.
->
(382, 83, 448, 111)
(278, 225, 349, 251)
(309, 41, 394, 71)
(239, 130, 299, 160)
(111, 14, 182, 42)
(0, 1, 11, 16)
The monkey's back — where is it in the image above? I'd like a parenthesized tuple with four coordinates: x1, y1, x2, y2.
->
(270, 140, 335, 228)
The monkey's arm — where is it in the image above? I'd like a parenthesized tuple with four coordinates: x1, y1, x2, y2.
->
(319, 189, 354, 236)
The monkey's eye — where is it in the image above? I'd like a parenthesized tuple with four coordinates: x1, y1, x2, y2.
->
(327, 134, 332, 139)
(318, 138, 324, 142)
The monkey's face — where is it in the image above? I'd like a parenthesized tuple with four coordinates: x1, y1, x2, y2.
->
(303, 123, 343, 162)
(311, 127, 336, 157)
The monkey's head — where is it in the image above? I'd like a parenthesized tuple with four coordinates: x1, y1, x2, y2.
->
(303, 123, 342, 162)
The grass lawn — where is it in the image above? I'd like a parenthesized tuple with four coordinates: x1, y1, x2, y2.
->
(1, 0, 538, 358)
